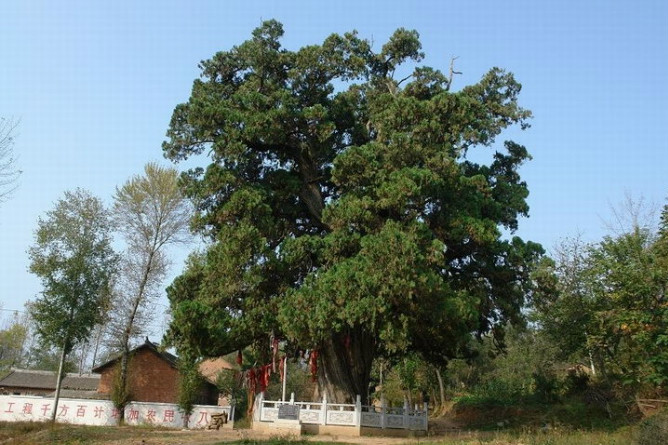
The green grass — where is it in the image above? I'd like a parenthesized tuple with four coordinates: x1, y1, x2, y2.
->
(451, 394, 631, 432)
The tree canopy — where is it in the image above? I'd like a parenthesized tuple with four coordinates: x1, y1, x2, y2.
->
(164, 20, 542, 402)
(28, 189, 117, 354)
(107, 162, 191, 414)
(28, 188, 117, 419)
(534, 204, 668, 392)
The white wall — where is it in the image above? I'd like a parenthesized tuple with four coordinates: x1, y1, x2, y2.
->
(0, 395, 232, 429)
(0, 395, 116, 426)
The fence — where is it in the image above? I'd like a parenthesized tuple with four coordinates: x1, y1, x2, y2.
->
(254, 393, 428, 431)
(0, 394, 233, 429)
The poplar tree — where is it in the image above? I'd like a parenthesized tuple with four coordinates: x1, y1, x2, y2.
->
(107, 163, 191, 415)
(28, 189, 116, 421)
(164, 21, 542, 403)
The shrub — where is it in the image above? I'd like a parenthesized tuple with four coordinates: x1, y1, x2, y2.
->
(532, 370, 560, 403)
(636, 410, 668, 445)
(110, 363, 131, 411)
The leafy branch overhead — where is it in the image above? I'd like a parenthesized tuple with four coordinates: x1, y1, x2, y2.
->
(164, 20, 542, 403)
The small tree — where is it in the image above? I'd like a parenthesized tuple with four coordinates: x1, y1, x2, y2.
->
(107, 163, 191, 416)
(0, 311, 28, 373)
(177, 357, 204, 427)
(28, 188, 117, 422)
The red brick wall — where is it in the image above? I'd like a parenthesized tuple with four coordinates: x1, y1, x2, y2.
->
(97, 370, 113, 395)
(97, 349, 180, 403)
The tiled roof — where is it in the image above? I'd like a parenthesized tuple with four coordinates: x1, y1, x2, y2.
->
(0, 369, 100, 391)
(47, 389, 106, 399)
(92, 338, 178, 373)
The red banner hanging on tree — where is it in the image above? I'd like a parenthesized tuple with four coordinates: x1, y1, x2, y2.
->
(309, 350, 319, 382)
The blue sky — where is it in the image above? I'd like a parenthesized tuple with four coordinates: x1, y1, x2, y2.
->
(1, 1, 667, 324)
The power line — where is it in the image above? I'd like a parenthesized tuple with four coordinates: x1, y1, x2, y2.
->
(0, 308, 25, 313)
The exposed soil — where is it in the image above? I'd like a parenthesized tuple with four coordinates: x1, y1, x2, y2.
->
(2, 416, 474, 445)
(81, 429, 369, 445)
(81, 421, 464, 445)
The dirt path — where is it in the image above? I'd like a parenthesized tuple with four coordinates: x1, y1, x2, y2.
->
(95, 425, 460, 445)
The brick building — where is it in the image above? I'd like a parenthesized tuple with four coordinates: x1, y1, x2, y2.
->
(93, 338, 221, 405)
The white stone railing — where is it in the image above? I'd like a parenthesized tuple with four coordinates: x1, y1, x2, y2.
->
(360, 403, 428, 430)
(254, 393, 427, 431)
(0, 394, 233, 429)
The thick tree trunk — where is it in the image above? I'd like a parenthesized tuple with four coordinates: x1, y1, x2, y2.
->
(317, 328, 375, 404)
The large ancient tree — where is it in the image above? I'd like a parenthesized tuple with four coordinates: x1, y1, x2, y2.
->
(163, 21, 542, 403)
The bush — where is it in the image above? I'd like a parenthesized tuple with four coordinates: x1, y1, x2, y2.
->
(110, 363, 131, 411)
(563, 367, 590, 394)
(454, 379, 528, 407)
(636, 410, 668, 445)
(532, 370, 560, 403)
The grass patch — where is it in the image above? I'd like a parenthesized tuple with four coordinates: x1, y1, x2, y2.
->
(0, 422, 179, 445)
(418, 428, 633, 445)
(0, 419, 641, 445)
(0, 421, 47, 441)
(452, 393, 631, 431)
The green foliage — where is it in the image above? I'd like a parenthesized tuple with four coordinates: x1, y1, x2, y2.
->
(164, 20, 541, 400)
(112, 162, 190, 256)
(108, 163, 191, 413)
(110, 362, 131, 411)
(216, 369, 247, 419)
(0, 313, 27, 371)
(374, 354, 437, 406)
(23, 345, 76, 373)
(445, 323, 564, 407)
(27, 189, 117, 355)
(177, 358, 204, 420)
(264, 360, 316, 402)
(533, 205, 668, 394)
(454, 380, 526, 408)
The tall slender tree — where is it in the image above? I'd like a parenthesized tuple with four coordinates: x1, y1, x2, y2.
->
(28, 189, 116, 422)
(107, 163, 191, 415)
(164, 21, 542, 403)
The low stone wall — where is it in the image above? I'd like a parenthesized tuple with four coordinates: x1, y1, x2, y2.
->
(0, 395, 233, 429)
